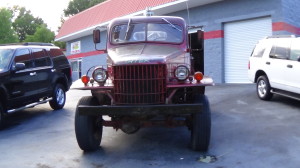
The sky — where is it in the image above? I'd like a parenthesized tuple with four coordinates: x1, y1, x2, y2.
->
(0, 0, 71, 33)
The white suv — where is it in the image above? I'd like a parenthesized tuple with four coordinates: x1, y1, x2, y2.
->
(248, 35, 300, 101)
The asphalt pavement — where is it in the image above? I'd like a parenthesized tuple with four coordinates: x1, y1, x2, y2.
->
(0, 84, 300, 168)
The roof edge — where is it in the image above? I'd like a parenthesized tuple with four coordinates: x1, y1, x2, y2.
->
(55, 0, 223, 42)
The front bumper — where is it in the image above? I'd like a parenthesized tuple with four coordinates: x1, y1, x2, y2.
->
(71, 76, 214, 90)
(78, 103, 203, 116)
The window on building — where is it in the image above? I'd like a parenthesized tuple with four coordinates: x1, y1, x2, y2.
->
(70, 59, 82, 80)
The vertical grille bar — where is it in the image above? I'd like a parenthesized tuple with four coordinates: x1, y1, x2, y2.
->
(113, 64, 166, 105)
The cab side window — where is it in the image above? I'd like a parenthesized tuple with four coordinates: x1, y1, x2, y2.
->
(269, 39, 291, 59)
(290, 39, 300, 61)
(32, 49, 51, 67)
(14, 49, 33, 69)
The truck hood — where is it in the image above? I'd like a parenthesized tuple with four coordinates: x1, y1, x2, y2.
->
(107, 44, 184, 65)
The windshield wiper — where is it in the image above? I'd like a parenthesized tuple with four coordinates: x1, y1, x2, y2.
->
(125, 18, 132, 40)
(162, 18, 182, 32)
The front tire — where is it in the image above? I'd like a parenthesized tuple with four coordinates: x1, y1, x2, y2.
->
(49, 83, 66, 110)
(75, 96, 103, 152)
(191, 94, 211, 152)
(257, 75, 273, 100)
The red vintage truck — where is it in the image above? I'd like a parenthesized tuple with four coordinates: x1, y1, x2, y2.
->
(73, 15, 214, 152)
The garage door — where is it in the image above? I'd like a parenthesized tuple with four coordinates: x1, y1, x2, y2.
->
(224, 17, 272, 83)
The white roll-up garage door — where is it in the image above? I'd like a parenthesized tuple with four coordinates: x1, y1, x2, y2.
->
(224, 17, 272, 83)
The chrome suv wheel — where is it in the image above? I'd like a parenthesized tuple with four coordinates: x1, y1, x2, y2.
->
(257, 75, 273, 100)
(49, 84, 66, 110)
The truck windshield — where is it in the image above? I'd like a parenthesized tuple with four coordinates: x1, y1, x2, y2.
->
(0, 49, 14, 71)
(111, 23, 183, 44)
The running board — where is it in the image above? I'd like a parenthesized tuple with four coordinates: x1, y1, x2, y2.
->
(7, 98, 53, 113)
(271, 90, 300, 101)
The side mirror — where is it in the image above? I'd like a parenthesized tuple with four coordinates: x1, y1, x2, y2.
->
(297, 56, 300, 62)
(93, 29, 101, 43)
(14, 63, 26, 71)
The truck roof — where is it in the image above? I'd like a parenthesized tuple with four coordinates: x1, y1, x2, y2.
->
(109, 16, 186, 27)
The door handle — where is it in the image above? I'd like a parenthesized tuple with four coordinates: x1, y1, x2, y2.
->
(266, 62, 270, 65)
(30, 72, 37, 76)
(287, 64, 293, 68)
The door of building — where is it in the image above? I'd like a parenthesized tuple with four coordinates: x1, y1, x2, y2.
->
(224, 17, 272, 83)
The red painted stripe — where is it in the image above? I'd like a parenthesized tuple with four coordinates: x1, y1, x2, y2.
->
(204, 30, 224, 40)
(272, 22, 300, 35)
(67, 50, 106, 59)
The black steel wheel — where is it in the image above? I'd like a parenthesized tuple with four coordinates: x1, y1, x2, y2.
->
(49, 83, 66, 110)
(191, 94, 211, 152)
(257, 75, 273, 100)
(75, 96, 103, 152)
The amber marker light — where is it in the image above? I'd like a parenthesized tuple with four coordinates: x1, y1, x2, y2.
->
(81, 75, 90, 86)
(194, 72, 203, 82)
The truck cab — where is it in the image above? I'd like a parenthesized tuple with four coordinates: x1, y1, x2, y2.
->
(73, 16, 214, 152)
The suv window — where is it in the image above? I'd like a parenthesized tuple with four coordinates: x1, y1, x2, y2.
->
(48, 49, 69, 65)
(14, 49, 33, 69)
(0, 49, 14, 71)
(252, 42, 266, 57)
(269, 39, 290, 59)
(32, 48, 51, 67)
(290, 39, 300, 61)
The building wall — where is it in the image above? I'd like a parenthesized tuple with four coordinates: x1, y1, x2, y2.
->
(279, 0, 300, 35)
(67, 31, 108, 78)
(65, 0, 299, 83)
(169, 0, 282, 83)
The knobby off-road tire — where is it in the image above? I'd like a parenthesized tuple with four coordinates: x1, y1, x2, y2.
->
(257, 75, 273, 100)
(75, 96, 103, 152)
(49, 83, 66, 110)
(191, 94, 211, 152)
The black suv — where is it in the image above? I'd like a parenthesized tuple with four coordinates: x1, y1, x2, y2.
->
(0, 43, 72, 127)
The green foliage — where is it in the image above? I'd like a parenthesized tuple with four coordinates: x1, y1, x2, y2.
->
(12, 6, 45, 42)
(64, 0, 106, 17)
(0, 8, 18, 44)
(0, 6, 59, 46)
(24, 25, 55, 43)
(53, 41, 66, 49)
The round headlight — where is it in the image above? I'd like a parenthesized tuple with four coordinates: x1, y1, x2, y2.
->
(92, 67, 108, 83)
(174, 65, 190, 81)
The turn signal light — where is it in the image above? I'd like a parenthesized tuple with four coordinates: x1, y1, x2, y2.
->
(194, 72, 203, 82)
(81, 75, 90, 86)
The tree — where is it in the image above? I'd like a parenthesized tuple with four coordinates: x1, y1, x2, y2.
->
(0, 8, 18, 44)
(64, 0, 106, 17)
(12, 6, 45, 42)
(53, 41, 66, 49)
(24, 24, 55, 43)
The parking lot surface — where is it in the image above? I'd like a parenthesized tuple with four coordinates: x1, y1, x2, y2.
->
(0, 84, 300, 168)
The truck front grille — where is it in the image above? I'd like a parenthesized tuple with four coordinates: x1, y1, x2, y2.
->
(113, 64, 166, 105)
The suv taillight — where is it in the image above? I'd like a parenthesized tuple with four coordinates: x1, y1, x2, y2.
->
(248, 61, 250, 70)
